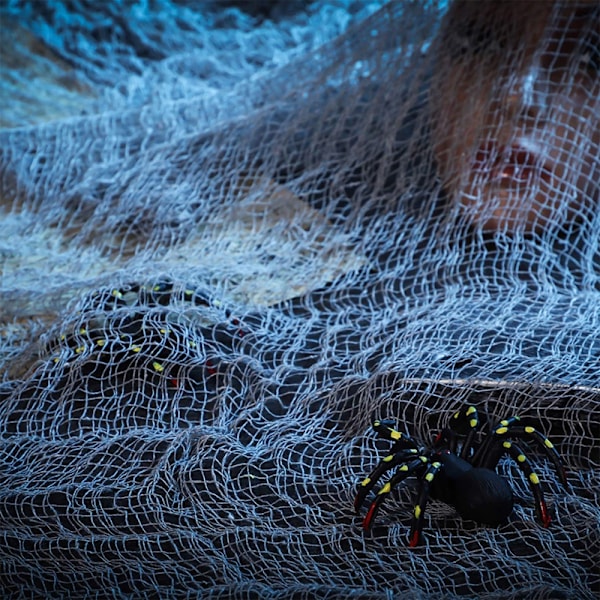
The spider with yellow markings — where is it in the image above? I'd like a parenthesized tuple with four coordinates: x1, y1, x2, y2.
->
(354, 405, 568, 546)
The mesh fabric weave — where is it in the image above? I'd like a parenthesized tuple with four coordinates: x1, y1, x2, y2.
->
(1, 1, 599, 598)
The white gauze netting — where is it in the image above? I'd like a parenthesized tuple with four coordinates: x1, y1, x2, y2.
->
(0, 0, 599, 598)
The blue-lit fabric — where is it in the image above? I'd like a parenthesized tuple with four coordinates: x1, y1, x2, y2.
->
(0, 1, 598, 598)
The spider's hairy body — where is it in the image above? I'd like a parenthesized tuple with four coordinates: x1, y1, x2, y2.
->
(354, 405, 568, 546)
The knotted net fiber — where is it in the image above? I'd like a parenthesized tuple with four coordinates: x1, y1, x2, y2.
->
(1, 1, 599, 598)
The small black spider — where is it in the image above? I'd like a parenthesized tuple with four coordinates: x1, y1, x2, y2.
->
(354, 405, 568, 546)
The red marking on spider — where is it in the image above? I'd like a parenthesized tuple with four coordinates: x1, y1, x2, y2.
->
(363, 503, 378, 531)
(540, 500, 551, 528)
(205, 360, 217, 375)
(409, 530, 420, 548)
(230, 318, 247, 337)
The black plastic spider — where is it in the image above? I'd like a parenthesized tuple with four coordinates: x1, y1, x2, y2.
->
(354, 405, 568, 546)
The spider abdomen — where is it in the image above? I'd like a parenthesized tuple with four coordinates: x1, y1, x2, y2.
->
(431, 453, 514, 525)
(440, 466, 514, 525)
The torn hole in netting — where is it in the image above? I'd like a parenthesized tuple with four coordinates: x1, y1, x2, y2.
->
(1, 0, 599, 598)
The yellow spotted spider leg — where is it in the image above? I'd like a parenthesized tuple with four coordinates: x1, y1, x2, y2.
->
(372, 419, 406, 442)
(408, 461, 443, 547)
(355, 420, 418, 513)
(492, 423, 568, 488)
(501, 440, 552, 527)
(362, 456, 429, 532)
(448, 404, 480, 459)
(354, 448, 419, 513)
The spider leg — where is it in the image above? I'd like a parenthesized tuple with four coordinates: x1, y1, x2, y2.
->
(372, 419, 410, 443)
(354, 448, 420, 513)
(354, 419, 418, 512)
(361, 456, 429, 531)
(448, 405, 480, 460)
(484, 419, 568, 488)
(500, 440, 552, 527)
(408, 460, 443, 547)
